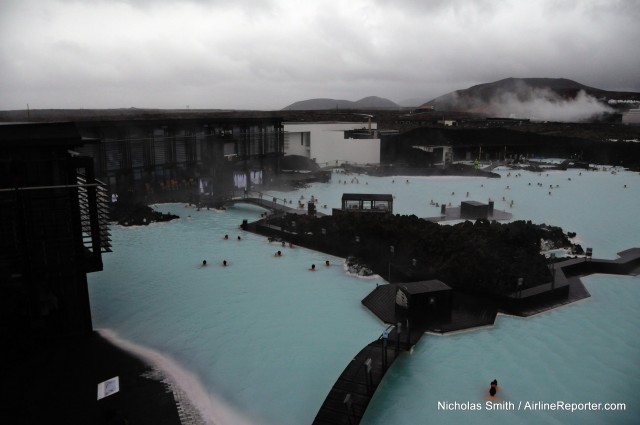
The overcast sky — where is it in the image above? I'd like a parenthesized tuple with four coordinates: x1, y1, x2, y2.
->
(1, 0, 639, 110)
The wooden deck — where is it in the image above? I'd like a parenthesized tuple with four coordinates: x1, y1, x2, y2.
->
(362, 284, 498, 333)
(508, 247, 640, 316)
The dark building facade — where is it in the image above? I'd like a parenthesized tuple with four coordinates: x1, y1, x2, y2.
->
(395, 280, 452, 324)
(0, 122, 110, 339)
(460, 200, 492, 219)
(73, 116, 285, 204)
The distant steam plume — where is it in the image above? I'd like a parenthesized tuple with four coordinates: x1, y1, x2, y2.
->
(432, 78, 616, 122)
(485, 87, 613, 122)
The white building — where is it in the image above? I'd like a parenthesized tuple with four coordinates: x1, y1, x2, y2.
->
(622, 109, 640, 125)
(283, 122, 380, 166)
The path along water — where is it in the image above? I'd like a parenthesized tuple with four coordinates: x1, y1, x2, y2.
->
(88, 167, 640, 425)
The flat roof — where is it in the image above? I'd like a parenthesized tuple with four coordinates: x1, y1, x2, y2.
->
(398, 280, 451, 294)
(0, 122, 83, 148)
(461, 200, 486, 207)
(342, 193, 393, 201)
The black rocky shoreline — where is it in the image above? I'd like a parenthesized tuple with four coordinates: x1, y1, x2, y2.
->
(109, 202, 179, 226)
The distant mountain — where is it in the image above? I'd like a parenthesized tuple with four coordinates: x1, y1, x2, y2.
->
(421, 77, 640, 114)
(283, 96, 400, 111)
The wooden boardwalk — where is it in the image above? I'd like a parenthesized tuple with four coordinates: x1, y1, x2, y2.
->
(312, 327, 422, 425)
(509, 247, 640, 316)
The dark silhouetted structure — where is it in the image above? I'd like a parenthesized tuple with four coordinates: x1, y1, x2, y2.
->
(460, 200, 491, 219)
(0, 122, 111, 339)
(395, 280, 453, 324)
(73, 116, 284, 205)
(335, 193, 393, 215)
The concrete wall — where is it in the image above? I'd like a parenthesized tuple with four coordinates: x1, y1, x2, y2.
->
(283, 122, 380, 166)
(284, 131, 310, 157)
(622, 109, 640, 125)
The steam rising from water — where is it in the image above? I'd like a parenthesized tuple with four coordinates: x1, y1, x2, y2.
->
(444, 81, 615, 122)
(487, 88, 613, 122)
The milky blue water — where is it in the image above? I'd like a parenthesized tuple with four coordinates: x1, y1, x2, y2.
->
(88, 166, 640, 425)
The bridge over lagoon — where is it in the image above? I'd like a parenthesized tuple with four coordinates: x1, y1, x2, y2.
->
(223, 190, 328, 216)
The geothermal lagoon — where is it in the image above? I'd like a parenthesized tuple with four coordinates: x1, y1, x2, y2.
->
(88, 166, 640, 425)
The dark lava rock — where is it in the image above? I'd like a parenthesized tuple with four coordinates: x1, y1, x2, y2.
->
(110, 203, 179, 226)
(265, 213, 562, 295)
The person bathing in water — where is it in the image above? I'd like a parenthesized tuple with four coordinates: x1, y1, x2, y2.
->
(489, 379, 498, 397)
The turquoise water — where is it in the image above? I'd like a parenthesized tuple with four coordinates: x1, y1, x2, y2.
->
(88, 167, 640, 424)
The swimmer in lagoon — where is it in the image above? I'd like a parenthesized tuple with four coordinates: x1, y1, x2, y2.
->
(489, 379, 499, 396)
(223, 260, 228, 267)
(224, 235, 229, 240)
(275, 250, 282, 257)
(237, 236, 242, 241)
(325, 260, 330, 267)
(199, 260, 207, 268)
(309, 264, 316, 271)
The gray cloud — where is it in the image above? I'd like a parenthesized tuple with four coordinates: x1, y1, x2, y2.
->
(1, 0, 638, 110)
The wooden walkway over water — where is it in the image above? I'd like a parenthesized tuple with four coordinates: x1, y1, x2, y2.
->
(312, 327, 423, 425)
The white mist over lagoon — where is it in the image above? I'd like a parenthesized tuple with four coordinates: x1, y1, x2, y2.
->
(88, 166, 640, 425)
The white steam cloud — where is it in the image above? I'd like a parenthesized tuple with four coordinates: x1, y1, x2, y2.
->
(488, 88, 614, 122)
